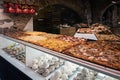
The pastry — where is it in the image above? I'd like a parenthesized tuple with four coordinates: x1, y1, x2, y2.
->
(4, 31, 120, 70)
(54, 61, 60, 68)
(32, 58, 39, 64)
(96, 34, 120, 41)
(63, 41, 120, 70)
(49, 75, 57, 80)
(38, 61, 43, 68)
(3, 44, 25, 57)
(48, 65, 55, 72)
(53, 71, 61, 80)
(40, 62, 49, 68)
(18, 36, 47, 43)
(36, 38, 74, 52)
(56, 35, 86, 45)
(4, 31, 86, 52)
(61, 73, 68, 80)
(77, 24, 111, 34)
(77, 28, 92, 33)
(16, 54, 25, 63)
(24, 31, 47, 36)
(32, 64, 39, 70)
(37, 68, 46, 74)
(42, 69, 50, 77)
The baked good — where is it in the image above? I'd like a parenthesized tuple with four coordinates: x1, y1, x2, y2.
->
(77, 28, 92, 33)
(96, 34, 120, 41)
(4, 31, 28, 38)
(56, 35, 86, 45)
(24, 31, 47, 36)
(77, 25, 111, 34)
(63, 41, 120, 70)
(91, 25, 111, 34)
(35, 35, 86, 52)
(17, 34, 86, 52)
(41, 33, 62, 39)
(2, 44, 25, 56)
(16, 54, 25, 63)
(36, 38, 73, 52)
(73, 68, 97, 80)
(24, 31, 61, 38)
(4, 31, 120, 71)
(18, 36, 47, 43)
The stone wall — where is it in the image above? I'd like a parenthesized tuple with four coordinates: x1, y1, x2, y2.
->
(3, 0, 120, 24)
(37, 0, 91, 23)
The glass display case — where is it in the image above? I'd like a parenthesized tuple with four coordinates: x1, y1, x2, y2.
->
(0, 34, 119, 80)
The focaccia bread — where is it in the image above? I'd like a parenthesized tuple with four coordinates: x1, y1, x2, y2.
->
(17, 34, 86, 52)
(56, 35, 86, 45)
(63, 41, 120, 70)
(35, 38, 75, 52)
(96, 34, 120, 41)
(24, 31, 62, 39)
(24, 31, 47, 36)
(34, 36, 86, 52)
(4, 31, 27, 38)
(77, 25, 111, 34)
(41, 33, 62, 39)
(18, 36, 47, 43)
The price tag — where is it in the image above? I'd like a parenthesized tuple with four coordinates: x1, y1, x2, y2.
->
(74, 33, 98, 40)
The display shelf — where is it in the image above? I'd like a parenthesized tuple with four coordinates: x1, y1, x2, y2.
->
(69, 68, 97, 80)
(45, 63, 65, 80)
(0, 34, 120, 79)
(48, 61, 80, 80)
(0, 49, 45, 80)
(26, 46, 65, 80)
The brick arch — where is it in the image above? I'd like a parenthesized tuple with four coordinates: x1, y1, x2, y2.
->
(100, 1, 120, 23)
(37, 0, 87, 22)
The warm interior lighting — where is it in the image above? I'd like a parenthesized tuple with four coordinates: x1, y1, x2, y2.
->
(9, 6, 15, 13)
(4, 2, 35, 14)
(29, 6, 35, 14)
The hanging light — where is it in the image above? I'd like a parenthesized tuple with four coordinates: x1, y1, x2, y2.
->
(4, 0, 36, 14)
(15, 4, 22, 13)
(9, 6, 15, 13)
(30, 8, 35, 14)
(8, 2, 15, 13)
(29, 5, 35, 14)
(16, 7, 22, 13)
(23, 5, 29, 14)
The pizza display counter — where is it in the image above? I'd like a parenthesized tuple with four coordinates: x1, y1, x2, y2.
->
(0, 31, 120, 80)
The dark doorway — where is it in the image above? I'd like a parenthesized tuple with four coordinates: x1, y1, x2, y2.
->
(102, 3, 120, 28)
(102, 3, 120, 37)
(33, 4, 81, 34)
